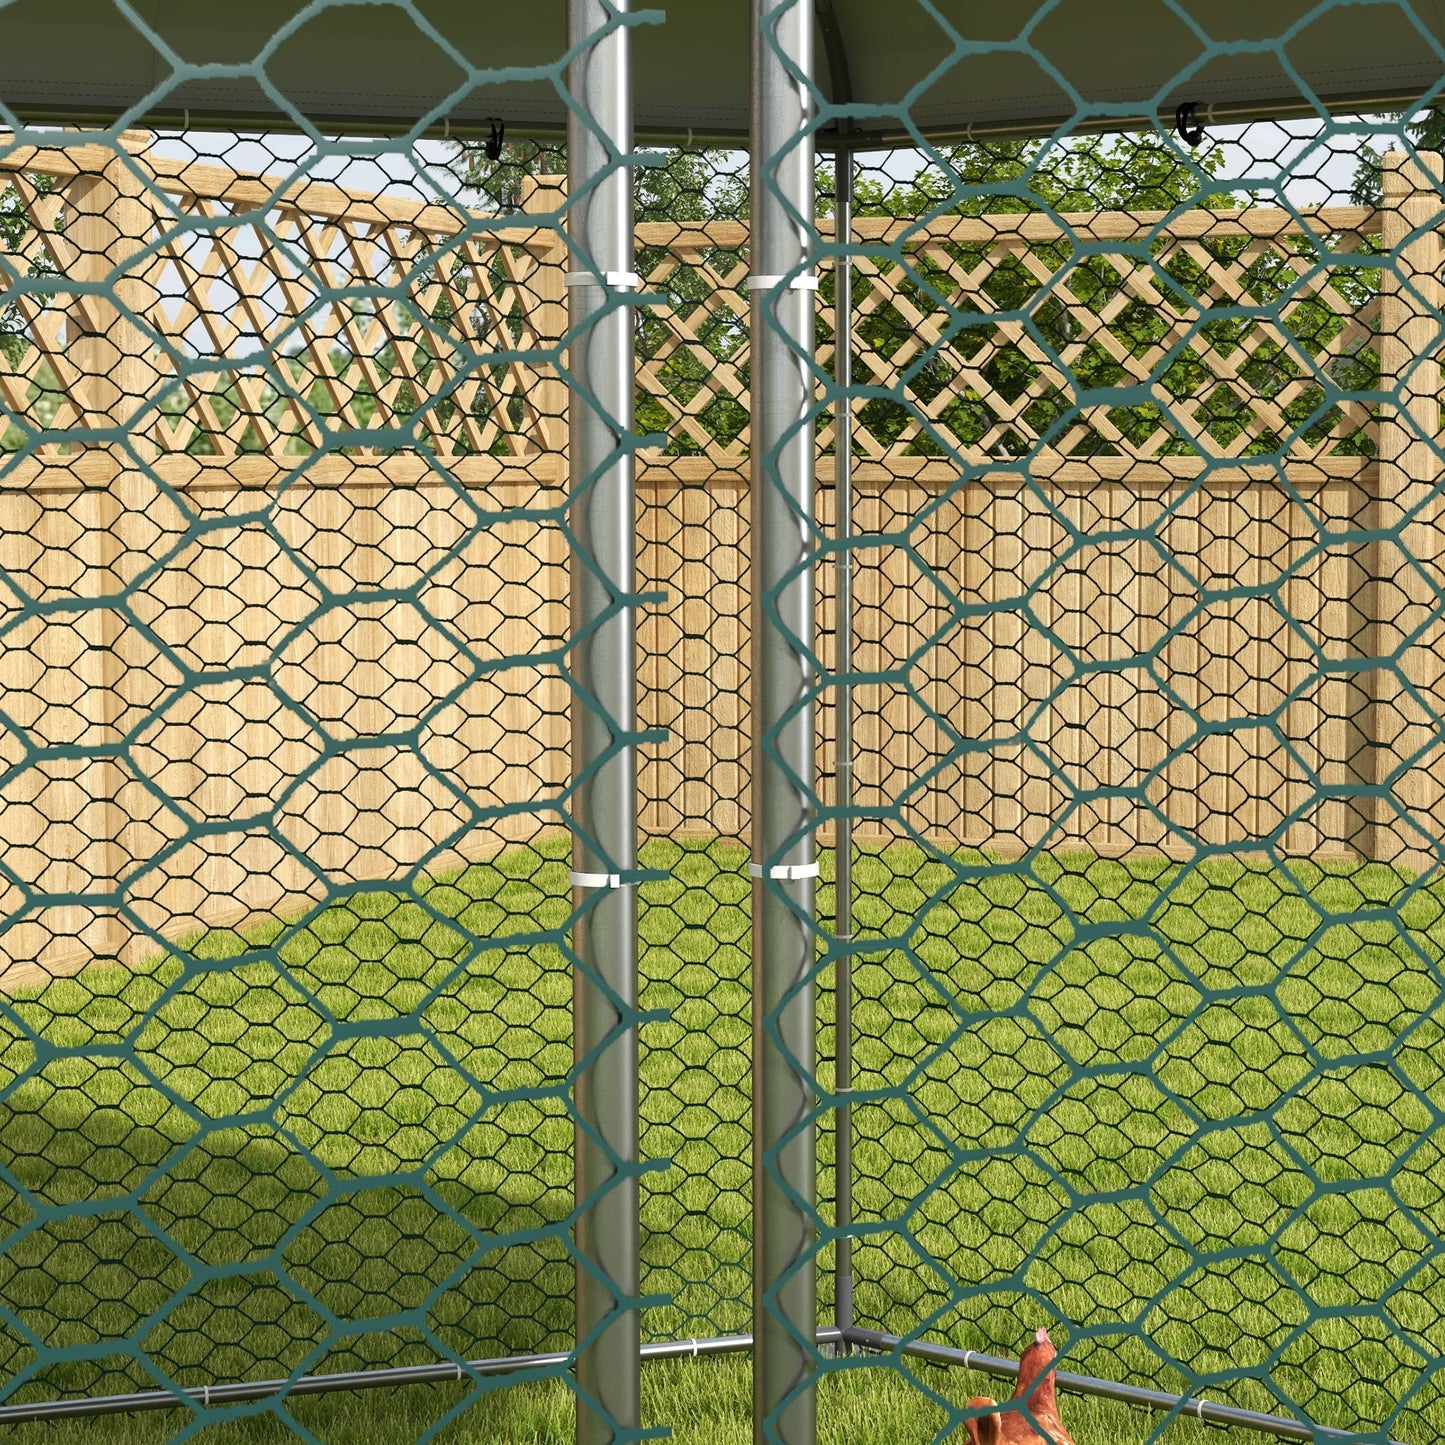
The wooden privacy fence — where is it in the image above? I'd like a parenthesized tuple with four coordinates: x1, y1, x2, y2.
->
(0, 136, 1439, 977)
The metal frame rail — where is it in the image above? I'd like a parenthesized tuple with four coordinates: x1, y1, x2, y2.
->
(839, 1329, 1406, 1445)
(0, 1334, 841, 1426)
(0, 1328, 1400, 1444)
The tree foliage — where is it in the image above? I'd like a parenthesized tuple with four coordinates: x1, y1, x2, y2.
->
(1350, 108, 1445, 205)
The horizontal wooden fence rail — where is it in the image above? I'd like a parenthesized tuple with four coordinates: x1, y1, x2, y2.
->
(0, 134, 1434, 981)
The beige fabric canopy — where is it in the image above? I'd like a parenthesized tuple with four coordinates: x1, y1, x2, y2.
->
(0, 0, 1441, 139)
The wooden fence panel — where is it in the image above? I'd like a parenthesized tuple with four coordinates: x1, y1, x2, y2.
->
(0, 140, 1437, 978)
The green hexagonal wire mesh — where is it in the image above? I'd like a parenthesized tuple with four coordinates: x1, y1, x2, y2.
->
(753, 5, 1445, 1444)
(5, 1, 1445, 1443)
(0, 4, 660, 1442)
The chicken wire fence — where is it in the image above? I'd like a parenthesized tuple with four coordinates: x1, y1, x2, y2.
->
(0, 5, 654, 1440)
(809, 128, 1445, 1438)
(0, 2, 1443, 1444)
(820, 124, 1445, 1445)
(762, 25, 1445, 1445)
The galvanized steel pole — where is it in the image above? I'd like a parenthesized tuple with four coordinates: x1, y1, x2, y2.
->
(567, 5, 639, 1443)
(750, 3, 818, 1443)
(831, 143, 854, 1343)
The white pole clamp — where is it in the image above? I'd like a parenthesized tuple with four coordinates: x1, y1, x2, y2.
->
(746, 274, 819, 291)
(748, 861, 820, 881)
(564, 271, 640, 290)
(569, 870, 628, 889)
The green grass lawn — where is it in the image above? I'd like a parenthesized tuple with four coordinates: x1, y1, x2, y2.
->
(0, 836, 1439, 1443)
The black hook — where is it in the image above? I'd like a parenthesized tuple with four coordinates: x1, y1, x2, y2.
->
(1175, 101, 1204, 148)
(484, 119, 506, 162)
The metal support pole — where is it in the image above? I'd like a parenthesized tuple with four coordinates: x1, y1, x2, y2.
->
(567, 5, 638, 1443)
(830, 144, 853, 1343)
(750, 3, 817, 1443)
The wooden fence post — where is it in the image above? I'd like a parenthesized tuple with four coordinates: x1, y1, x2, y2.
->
(1368, 152, 1443, 871)
(45, 131, 157, 968)
(68, 134, 157, 446)
(517, 174, 570, 844)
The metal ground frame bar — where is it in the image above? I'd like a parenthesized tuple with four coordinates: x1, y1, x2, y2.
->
(0, 1323, 1406, 1442)
(0, 1332, 848, 1426)
(840, 1328, 1407, 1445)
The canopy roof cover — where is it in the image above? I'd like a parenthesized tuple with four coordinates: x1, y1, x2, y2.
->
(1, 0, 1443, 139)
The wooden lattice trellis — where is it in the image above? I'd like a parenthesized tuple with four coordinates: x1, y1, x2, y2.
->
(0, 135, 568, 471)
(0, 138, 1390, 481)
(630, 203, 1386, 482)
(838, 207, 1381, 466)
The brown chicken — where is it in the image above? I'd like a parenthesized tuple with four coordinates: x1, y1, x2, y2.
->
(963, 1328, 1077, 1445)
